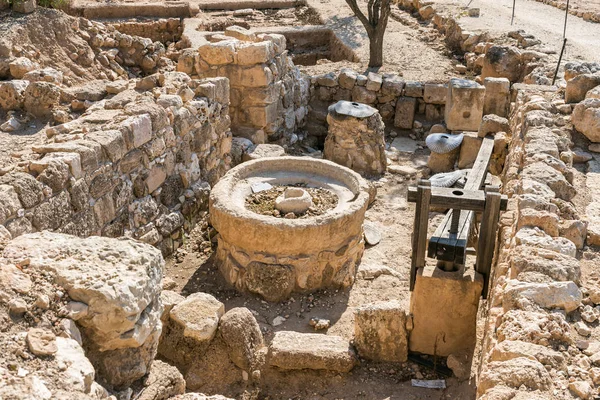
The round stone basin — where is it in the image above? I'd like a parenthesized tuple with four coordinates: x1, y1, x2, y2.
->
(209, 156, 371, 302)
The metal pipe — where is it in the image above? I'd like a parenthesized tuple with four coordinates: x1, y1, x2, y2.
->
(511, 0, 516, 25)
(552, 38, 568, 86)
(563, 0, 570, 38)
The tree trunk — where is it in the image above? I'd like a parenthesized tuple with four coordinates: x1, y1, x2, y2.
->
(368, 28, 385, 68)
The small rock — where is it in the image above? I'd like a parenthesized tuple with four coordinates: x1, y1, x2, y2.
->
(590, 143, 600, 153)
(388, 165, 418, 176)
(272, 316, 286, 326)
(575, 321, 592, 337)
(309, 317, 330, 330)
(26, 328, 58, 356)
(34, 294, 50, 310)
(569, 380, 592, 399)
(581, 305, 599, 323)
(8, 297, 27, 315)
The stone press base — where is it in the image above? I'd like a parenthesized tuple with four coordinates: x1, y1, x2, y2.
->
(215, 234, 365, 302)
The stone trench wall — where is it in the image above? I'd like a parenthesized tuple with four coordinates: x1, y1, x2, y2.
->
(0, 74, 232, 256)
(108, 18, 184, 44)
(476, 85, 599, 398)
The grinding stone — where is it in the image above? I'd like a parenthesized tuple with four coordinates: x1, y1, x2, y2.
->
(426, 133, 464, 154)
(328, 100, 378, 118)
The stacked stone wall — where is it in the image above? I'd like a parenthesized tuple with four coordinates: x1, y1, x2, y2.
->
(476, 88, 596, 398)
(0, 75, 232, 256)
(108, 18, 183, 44)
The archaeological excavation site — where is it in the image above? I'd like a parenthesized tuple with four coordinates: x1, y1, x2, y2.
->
(2, 0, 600, 397)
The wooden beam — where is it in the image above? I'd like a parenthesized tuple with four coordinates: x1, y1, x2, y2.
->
(465, 137, 494, 191)
(410, 179, 431, 291)
(407, 186, 508, 211)
(476, 186, 502, 298)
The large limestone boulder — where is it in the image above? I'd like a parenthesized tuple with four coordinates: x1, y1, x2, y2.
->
(509, 246, 580, 284)
(268, 331, 356, 372)
(522, 162, 576, 201)
(219, 307, 264, 372)
(354, 301, 408, 362)
(502, 280, 582, 312)
(481, 46, 523, 83)
(565, 74, 600, 103)
(9, 57, 39, 78)
(572, 98, 600, 143)
(477, 358, 553, 396)
(2, 232, 164, 389)
(497, 310, 571, 345)
(490, 340, 565, 369)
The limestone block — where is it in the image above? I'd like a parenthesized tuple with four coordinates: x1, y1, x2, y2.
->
(484, 77, 510, 117)
(339, 69, 358, 90)
(257, 33, 286, 54)
(242, 143, 285, 161)
(86, 130, 126, 162)
(170, 292, 224, 342)
(559, 220, 587, 249)
(0, 185, 22, 224)
(515, 227, 576, 257)
(9, 57, 38, 78)
(478, 114, 509, 137)
(366, 72, 383, 91)
(445, 78, 485, 131)
(146, 165, 167, 193)
(219, 307, 264, 371)
(198, 41, 236, 66)
(352, 86, 376, 104)
(572, 98, 600, 143)
(428, 147, 459, 173)
(394, 96, 417, 129)
(23, 67, 63, 85)
(477, 357, 552, 396)
(424, 83, 447, 104)
(237, 41, 274, 66)
(517, 208, 559, 237)
(2, 232, 164, 388)
(23, 81, 60, 117)
(354, 301, 408, 362)
(490, 340, 565, 368)
(138, 360, 185, 400)
(224, 25, 256, 42)
(503, 280, 582, 312)
(458, 132, 482, 168)
(409, 266, 483, 356)
(481, 46, 523, 83)
(0, 80, 28, 110)
(381, 75, 404, 97)
(122, 113, 153, 148)
(509, 246, 580, 284)
(404, 81, 423, 97)
(566, 74, 600, 103)
(160, 290, 185, 322)
(268, 331, 356, 372)
(238, 65, 273, 88)
(522, 162, 576, 201)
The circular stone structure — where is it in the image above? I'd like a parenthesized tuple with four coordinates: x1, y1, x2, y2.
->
(209, 156, 371, 302)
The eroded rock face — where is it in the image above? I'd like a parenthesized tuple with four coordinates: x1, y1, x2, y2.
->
(2, 231, 164, 389)
(478, 357, 553, 396)
(572, 98, 600, 143)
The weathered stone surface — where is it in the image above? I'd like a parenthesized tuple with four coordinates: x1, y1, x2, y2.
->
(0, 80, 28, 110)
(497, 309, 571, 345)
(354, 301, 408, 362)
(138, 360, 186, 400)
(394, 97, 417, 129)
(23, 81, 61, 117)
(9, 57, 38, 78)
(566, 74, 600, 103)
(268, 331, 356, 372)
(478, 114, 509, 137)
(423, 83, 447, 104)
(478, 357, 553, 396)
(510, 246, 580, 284)
(483, 77, 510, 117)
(445, 78, 485, 131)
(490, 340, 565, 369)
(481, 46, 523, 83)
(325, 102, 386, 176)
(409, 266, 483, 356)
(219, 307, 264, 371)
(170, 292, 224, 342)
(572, 98, 600, 143)
(0, 184, 21, 224)
(26, 328, 58, 356)
(242, 144, 285, 161)
(458, 132, 482, 168)
(522, 162, 576, 201)
(503, 280, 581, 312)
(2, 232, 163, 388)
(515, 227, 576, 257)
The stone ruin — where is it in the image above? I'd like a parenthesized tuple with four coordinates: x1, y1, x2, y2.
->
(1, 0, 600, 399)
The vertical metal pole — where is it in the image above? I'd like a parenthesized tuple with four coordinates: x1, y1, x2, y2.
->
(552, 38, 568, 86)
(511, 0, 516, 25)
(563, 0, 570, 38)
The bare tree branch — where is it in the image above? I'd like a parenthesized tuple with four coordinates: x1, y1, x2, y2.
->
(345, 0, 373, 35)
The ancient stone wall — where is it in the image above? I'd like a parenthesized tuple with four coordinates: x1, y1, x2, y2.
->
(0, 74, 232, 256)
(108, 18, 184, 44)
(476, 87, 596, 398)
(180, 26, 310, 144)
(308, 70, 447, 136)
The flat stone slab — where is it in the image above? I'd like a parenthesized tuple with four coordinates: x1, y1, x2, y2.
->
(329, 100, 378, 118)
(170, 292, 224, 342)
(390, 137, 418, 154)
(268, 331, 356, 372)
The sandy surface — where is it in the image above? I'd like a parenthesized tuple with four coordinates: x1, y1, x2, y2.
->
(432, 0, 600, 63)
